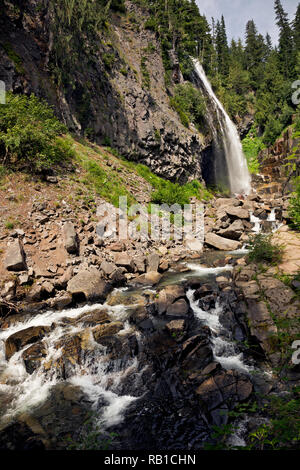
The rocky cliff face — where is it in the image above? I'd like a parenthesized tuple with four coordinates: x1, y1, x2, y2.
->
(256, 126, 300, 195)
(0, 0, 210, 183)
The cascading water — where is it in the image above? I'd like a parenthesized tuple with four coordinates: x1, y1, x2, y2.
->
(192, 59, 251, 195)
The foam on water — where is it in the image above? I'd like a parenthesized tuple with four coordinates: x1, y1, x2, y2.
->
(186, 289, 251, 374)
(0, 297, 140, 427)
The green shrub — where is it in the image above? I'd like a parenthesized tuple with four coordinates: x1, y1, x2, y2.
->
(102, 52, 115, 69)
(151, 179, 212, 206)
(151, 183, 190, 206)
(288, 182, 300, 231)
(170, 83, 206, 131)
(247, 234, 283, 265)
(242, 128, 264, 174)
(0, 92, 73, 172)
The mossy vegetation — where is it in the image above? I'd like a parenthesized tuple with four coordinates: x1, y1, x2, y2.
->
(1, 43, 25, 74)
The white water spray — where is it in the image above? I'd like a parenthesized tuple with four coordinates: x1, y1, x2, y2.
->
(192, 59, 251, 195)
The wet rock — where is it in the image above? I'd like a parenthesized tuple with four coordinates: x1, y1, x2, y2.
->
(132, 271, 162, 286)
(198, 294, 216, 311)
(67, 267, 112, 302)
(4, 240, 26, 271)
(47, 292, 73, 310)
(165, 320, 186, 341)
(246, 299, 278, 358)
(205, 233, 241, 251)
(156, 285, 186, 315)
(107, 291, 146, 307)
(75, 309, 111, 327)
(196, 370, 253, 411)
(92, 322, 123, 343)
(166, 299, 189, 318)
(6, 326, 51, 360)
(24, 383, 91, 449)
(0, 420, 46, 450)
(63, 222, 78, 254)
(194, 284, 214, 301)
(22, 342, 47, 374)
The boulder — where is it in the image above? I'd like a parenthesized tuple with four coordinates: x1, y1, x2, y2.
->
(48, 292, 73, 310)
(67, 267, 112, 302)
(22, 342, 47, 374)
(133, 256, 146, 273)
(218, 219, 244, 241)
(166, 299, 189, 317)
(4, 240, 26, 271)
(100, 261, 117, 276)
(63, 222, 78, 254)
(165, 319, 186, 339)
(92, 322, 123, 343)
(132, 271, 162, 286)
(225, 206, 250, 220)
(114, 253, 135, 271)
(205, 233, 241, 251)
(156, 285, 186, 315)
(214, 198, 242, 209)
(6, 326, 51, 360)
(147, 253, 160, 272)
(196, 370, 252, 411)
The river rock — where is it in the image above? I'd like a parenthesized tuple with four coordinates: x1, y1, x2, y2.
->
(205, 233, 241, 251)
(156, 285, 186, 315)
(4, 239, 26, 271)
(67, 267, 112, 302)
(131, 271, 162, 286)
(165, 319, 186, 339)
(47, 291, 73, 310)
(196, 370, 253, 411)
(92, 322, 123, 343)
(6, 326, 51, 360)
(22, 342, 47, 374)
(166, 298, 189, 318)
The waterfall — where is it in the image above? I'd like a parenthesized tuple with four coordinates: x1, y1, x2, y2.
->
(192, 59, 251, 195)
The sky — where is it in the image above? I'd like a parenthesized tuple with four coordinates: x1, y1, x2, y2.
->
(196, 0, 299, 45)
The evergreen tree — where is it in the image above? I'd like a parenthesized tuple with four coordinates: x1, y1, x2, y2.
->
(293, 3, 300, 52)
(244, 20, 267, 89)
(215, 16, 229, 76)
(274, 0, 295, 78)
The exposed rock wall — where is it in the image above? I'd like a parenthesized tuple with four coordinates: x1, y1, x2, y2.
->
(0, 0, 211, 183)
